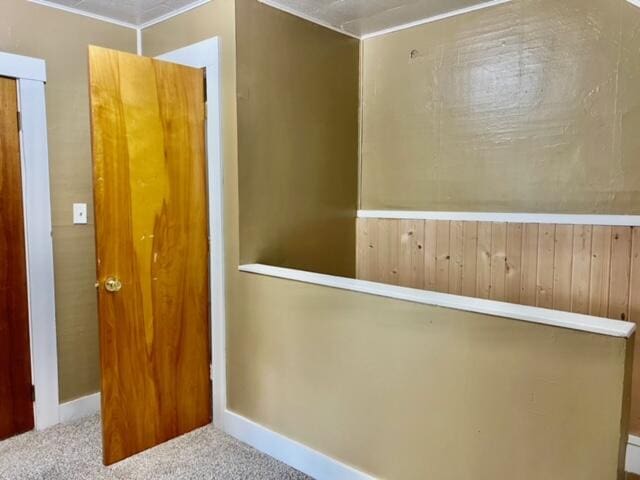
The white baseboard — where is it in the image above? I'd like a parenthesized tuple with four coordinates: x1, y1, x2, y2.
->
(59, 392, 101, 424)
(223, 410, 375, 480)
(56, 397, 633, 477)
(225, 410, 638, 478)
(628, 435, 640, 474)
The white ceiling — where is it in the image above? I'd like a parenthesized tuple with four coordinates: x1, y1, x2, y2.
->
(31, 0, 504, 34)
(30, 0, 210, 27)
(261, 0, 504, 38)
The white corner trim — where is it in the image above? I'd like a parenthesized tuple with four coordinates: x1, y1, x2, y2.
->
(27, 0, 137, 29)
(257, 0, 360, 39)
(627, 0, 640, 8)
(156, 38, 227, 429)
(358, 210, 640, 227)
(628, 440, 640, 474)
(361, 0, 513, 40)
(239, 264, 636, 338)
(224, 410, 375, 480)
(59, 393, 101, 424)
(139, 0, 212, 29)
(0, 52, 46, 82)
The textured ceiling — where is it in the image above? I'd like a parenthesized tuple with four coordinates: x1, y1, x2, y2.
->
(260, 0, 502, 37)
(32, 0, 507, 33)
(30, 0, 209, 27)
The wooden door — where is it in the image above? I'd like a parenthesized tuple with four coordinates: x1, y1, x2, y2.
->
(88, 46, 211, 465)
(0, 76, 34, 440)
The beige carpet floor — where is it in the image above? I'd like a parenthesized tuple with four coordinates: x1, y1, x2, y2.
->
(0, 415, 311, 480)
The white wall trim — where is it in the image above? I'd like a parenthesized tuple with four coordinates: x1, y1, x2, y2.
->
(358, 210, 640, 227)
(627, 0, 640, 9)
(224, 410, 375, 480)
(136, 29, 142, 55)
(0, 52, 46, 83)
(628, 435, 640, 474)
(156, 38, 227, 429)
(27, 0, 137, 29)
(239, 264, 635, 338)
(361, 0, 513, 40)
(59, 393, 101, 424)
(0, 53, 60, 432)
(257, 0, 360, 39)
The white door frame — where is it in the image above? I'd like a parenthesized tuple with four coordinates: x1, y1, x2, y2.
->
(156, 37, 227, 427)
(0, 51, 59, 431)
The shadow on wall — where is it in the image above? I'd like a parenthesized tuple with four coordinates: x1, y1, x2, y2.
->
(236, 0, 360, 279)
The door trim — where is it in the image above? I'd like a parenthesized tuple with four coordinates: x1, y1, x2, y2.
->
(0, 51, 59, 431)
(156, 37, 226, 428)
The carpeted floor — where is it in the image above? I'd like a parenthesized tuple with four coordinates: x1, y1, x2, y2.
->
(0, 415, 311, 480)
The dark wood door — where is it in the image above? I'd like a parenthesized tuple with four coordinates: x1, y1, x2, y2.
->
(0, 76, 34, 440)
(88, 46, 211, 465)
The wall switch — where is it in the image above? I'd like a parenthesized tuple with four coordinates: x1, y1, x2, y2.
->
(73, 203, 88, 225)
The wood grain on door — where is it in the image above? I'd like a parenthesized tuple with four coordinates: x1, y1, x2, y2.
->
(0, 76, 34, 441)
(89, 47, 211, 465)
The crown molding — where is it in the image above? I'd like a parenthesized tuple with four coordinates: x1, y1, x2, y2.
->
(257, 0, 360, 39)
(28, 0, 138, 28)
(362, 0, 513, 40)
(27, 0, 212, 31)
(138, 0, 211, 29)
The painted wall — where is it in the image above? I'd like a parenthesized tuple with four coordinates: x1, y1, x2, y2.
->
(230, 272, 630, 479)
(0, 1, 137, 402)
(361, 0, 640, 214)
(145, 2, 632, 478)
(236, 0, 360, 276)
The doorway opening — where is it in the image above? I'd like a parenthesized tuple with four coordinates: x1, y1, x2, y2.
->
(0, 52, 59, 437)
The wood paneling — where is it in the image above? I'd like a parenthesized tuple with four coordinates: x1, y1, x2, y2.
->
(89, 47, 211, 465)
(505, 223, 522, 304)
(357, 217, 640, 434)
(398, 220, 424, 289)
(424, 220, 437, 292)
(589, 226, 612, 317)
(520, 224, 539, 306)
(357, 219, 640, 316)
(0, 76, 34, 440)
(461, 221, 478, 297)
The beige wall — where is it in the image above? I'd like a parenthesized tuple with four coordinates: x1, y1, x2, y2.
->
(0, 1, 137, 402)
(236, 0, 360, 276)
(361, 0, 640, 214)
(229, 272, 630, 479)
(145, 3, 632, 478)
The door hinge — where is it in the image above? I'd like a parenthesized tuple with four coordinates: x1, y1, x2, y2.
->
(31, 385, 36, 402)
(203, 70, 207, 103)
(17, 110, 22, 132)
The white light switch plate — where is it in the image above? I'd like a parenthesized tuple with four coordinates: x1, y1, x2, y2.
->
(73, 203, 88, 225)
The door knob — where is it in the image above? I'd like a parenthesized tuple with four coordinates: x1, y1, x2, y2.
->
(104, 277, 122, 293)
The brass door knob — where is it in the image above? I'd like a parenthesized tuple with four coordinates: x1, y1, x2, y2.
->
(104, 277, 122, 293)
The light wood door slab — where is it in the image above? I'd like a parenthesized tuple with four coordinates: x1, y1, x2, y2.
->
(88, 46, 211, 465)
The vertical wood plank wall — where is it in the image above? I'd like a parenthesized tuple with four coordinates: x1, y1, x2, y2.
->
(357, 217, 640, 433)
